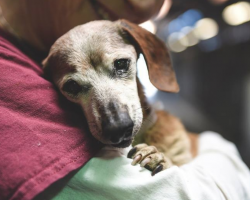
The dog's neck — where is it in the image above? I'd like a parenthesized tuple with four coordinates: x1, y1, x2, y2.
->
(133, 108, 158, 145)
(139, 108, 158, 135)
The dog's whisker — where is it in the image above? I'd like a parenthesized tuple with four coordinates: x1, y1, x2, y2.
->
(134, 106, 150, 112)
(141, 117, 155, 125)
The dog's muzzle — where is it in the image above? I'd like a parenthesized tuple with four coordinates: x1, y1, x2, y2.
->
(101, 102, 134, 147)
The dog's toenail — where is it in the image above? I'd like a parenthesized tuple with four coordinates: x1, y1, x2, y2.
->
(131, 155, 141, 166)
(127, 147, 137, 158)
(151, 164, 163, 176)
(140, 158, 151, 167)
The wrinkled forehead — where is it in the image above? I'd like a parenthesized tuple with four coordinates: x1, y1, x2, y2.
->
(67, 22, 133, 64)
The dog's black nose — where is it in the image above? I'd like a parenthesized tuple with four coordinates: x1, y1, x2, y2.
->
(101, 109, 134, 144)
(101, 102, 134, 144)
(108, 119, 134, 144)
(103, 119, 134, 144)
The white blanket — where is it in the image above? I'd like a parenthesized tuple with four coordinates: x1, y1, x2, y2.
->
(51, 132, 250, 200)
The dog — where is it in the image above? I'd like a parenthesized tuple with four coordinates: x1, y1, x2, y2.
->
(43, 19, 195, 176)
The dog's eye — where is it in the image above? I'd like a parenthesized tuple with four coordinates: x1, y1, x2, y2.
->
(114, 59, 130, 75)
(62, 80, 82, 95)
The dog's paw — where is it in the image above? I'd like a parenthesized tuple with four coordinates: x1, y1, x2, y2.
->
(127, 143, 172, 176)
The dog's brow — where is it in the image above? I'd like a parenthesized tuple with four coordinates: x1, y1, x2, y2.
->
(88, 51, 103, 68)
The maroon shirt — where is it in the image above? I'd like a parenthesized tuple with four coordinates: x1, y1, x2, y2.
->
(0, 30, 102, 200)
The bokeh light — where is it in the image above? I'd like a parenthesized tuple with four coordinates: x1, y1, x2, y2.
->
(223, 2, 250, 26)
(167, 32, 187, 52)
(194, 18, 219, 40)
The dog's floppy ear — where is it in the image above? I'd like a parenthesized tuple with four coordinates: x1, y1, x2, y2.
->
(42, 53, 56, 81)
(42, 56, 50, 78)
(117, 19, 179, 93)
(42, 52, 61, 81)
(42, 51, 62, 81)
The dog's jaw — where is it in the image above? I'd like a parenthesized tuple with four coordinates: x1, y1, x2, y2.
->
(79, 92, 143, 147)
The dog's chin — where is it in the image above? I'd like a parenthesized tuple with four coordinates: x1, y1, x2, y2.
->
(111, 138, 133, 148)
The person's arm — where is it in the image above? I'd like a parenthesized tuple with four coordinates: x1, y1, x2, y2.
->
(0, 0, 164, 52)
(182, 132, 250, 200)
(35, 131, 250, 200)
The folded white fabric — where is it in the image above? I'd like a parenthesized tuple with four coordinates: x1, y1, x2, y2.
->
(51, 132, 250, 200)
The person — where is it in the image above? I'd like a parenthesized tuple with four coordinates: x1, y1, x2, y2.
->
(0, 1, 249, 200)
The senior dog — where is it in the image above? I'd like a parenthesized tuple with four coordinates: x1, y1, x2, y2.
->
(43, 19, 193, 176)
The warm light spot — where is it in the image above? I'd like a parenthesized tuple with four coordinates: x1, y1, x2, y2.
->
(194, 18, 219, 40)
(181, 27, 199, 46)
(139, 20, 156, 34)
(167, 32, 187, 52)
(223, 1, 250, 26)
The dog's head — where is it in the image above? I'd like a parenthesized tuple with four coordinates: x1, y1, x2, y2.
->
(43, 20, 179, 148)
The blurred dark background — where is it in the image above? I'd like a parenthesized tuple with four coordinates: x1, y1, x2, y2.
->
(138, 0, 250, 167)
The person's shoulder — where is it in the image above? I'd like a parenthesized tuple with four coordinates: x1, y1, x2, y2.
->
(0, 29, 42, 73)
(0, 29, 24, 57)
